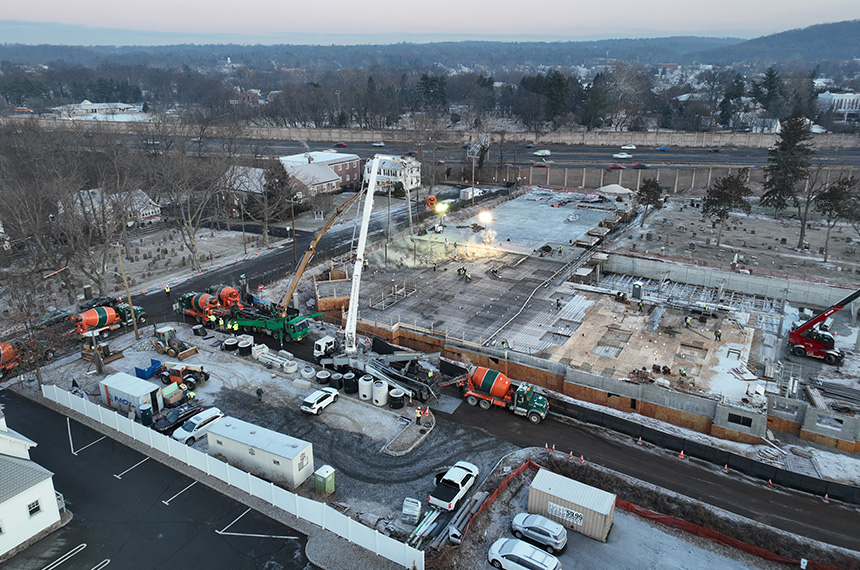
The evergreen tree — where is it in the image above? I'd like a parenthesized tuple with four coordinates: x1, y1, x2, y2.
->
(702, 169, 752, 246)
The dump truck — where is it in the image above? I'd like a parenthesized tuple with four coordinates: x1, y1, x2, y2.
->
(160, 363, 209, 391)
(0, 339, 55, 378)
(71, 303, 147, 338)
(454, 365, 549, 424)
(151, 327, 198, 360)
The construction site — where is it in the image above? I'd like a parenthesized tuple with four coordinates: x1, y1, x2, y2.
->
(310, 182, 860, 455)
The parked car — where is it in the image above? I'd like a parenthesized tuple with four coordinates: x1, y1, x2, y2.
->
(172, 407, 223, 445)
(301, 387, 339, 415)
(607, 164, 625, 170)
(488, 538, 561, 570)
(512, 513, 568, 554)
(80, 296, 120, 312)
(152, 401, 203, 435)
(38, 308, 71, 327)
(612, 152, 633, 159)
(631, 163, 649, 169)
(428, 460, 479, 511)
(621, 144, 636, 150)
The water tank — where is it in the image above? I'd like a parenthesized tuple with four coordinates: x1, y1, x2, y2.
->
(237, 340, 252, 356)
(343, 373, 358, 394)
(315, 370, 331, 385)
(388, 388, 405, 409)
(372, 380, 389, 406)
(139, 403, 153, 426)
(330, 373, 343, 389)
(223, 338, 239, 351)
(358, 375, 373, 400)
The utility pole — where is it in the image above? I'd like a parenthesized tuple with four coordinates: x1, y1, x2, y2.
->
(115, 244, 139, 340)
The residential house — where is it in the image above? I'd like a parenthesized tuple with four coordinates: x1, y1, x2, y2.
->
(363, 155, 421, 192)
(817, 91, 860, 122)
(59, 188, 161, 227)
(0, 407, 64, 562)
(280, 151, 361, 190)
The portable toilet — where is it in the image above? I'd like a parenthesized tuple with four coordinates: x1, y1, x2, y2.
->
(632, 282, 643, 299)
(314, 465, 335, 495)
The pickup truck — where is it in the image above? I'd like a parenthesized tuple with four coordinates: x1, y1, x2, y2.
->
(428, 461, 479, 511)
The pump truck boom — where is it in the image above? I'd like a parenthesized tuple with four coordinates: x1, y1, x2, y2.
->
(788, 287, 860, 365)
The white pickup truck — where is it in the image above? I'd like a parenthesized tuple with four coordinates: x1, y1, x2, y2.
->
(428, 461, 479, 511)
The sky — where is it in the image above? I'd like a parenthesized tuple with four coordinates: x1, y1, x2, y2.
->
(3, 1, 860, 45)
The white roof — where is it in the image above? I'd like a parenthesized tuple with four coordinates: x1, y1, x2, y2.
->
(284, 162, 340, 186)
(531, 468, 615, 514)
(279, 151, 359, 166)
(101, 372, 160, 398)
(596, 184, 634, 196)
(208, 416, 311, 460)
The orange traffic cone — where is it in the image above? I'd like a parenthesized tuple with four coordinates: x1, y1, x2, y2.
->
(723, 464, 728, 473)
(568, 451, 573, 459)
(637, 437, 643, 445)
(580, 454, 585, 463)
(679, 450, 685, 459)
(552, 444, 556, 453)
(823, 494, 829, 503)
(545, 443, 548, 451)
(767, 479, 773, 488)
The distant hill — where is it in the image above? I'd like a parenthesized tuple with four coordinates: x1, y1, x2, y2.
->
(687, 20, 860, 65)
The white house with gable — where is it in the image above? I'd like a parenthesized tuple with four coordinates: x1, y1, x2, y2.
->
(363, 155, 421, 192)
(0, 407, 64, 562)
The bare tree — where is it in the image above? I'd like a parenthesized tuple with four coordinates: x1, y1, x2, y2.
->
(814, 174, 858, 262)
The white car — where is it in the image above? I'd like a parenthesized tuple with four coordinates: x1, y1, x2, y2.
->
(613, 152, 633, 159)
(533, 149, 551, 157)
(301, 387, 339, 415)
(488, 538, 561, 570)
(172, 407, 223, 445)
(621, 144, 636, 150)
(372, 141, 385, 147)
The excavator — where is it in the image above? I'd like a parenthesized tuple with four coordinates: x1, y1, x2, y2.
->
(788, 288, 860, 365)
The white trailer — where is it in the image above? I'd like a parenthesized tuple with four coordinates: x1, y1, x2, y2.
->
(100, 372, 163, 419)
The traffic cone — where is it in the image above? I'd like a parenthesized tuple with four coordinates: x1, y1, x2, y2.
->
(767, 479, 773, 488)
(823, 494, 829, 503)
(580, 455, 585, 464)
(723, 464, 728, 474)
(637, 437, 643, 445)
(679, 450, 685, 459)
(568, 451, 573, 459)
(552, 444, 556, 453)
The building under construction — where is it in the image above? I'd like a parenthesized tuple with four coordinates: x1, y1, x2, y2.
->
(313, 185, 860, 454)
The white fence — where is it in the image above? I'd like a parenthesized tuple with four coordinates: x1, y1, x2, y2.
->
(42, 385, 423, 570)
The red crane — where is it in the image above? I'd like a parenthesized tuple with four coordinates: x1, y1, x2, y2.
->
(788, 288, 860, 365)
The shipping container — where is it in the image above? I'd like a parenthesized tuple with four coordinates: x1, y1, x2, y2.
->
(207, 416, 314, 489)
(100, 372, 163, 419)
(528, 468, 615, 542)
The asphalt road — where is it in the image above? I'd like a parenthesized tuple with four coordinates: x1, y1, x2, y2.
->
(1, 390, 313, 570)
(442, 394, 860, 551)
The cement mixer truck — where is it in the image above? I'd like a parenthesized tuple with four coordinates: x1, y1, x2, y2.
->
(452, 365, 549, 424)
(71, 303, 147, 338)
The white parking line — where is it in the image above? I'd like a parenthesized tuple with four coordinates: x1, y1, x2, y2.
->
(162, 481, 197, 505)
(67, 417, 106, 456)
(42, 543, 86, 570)
(216, 508, 298, 540)
(113, 457, 149, 479)
(90, 560, 110, 569)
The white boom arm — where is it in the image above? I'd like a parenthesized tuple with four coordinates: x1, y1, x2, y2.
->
(344, 155, 390, 354)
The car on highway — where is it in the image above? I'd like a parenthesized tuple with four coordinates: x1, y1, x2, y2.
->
(488, 538, 561, 570)
(512, 513, 568, 554)
(334, 142, 347, 147)
(436, 159, 446, 165)
(709, 146, 721, 152)
(656, 146, 668, 152)
(621, 144, 636, 150)
(607, 164, 625, 170)
(372, 141, 385, 147)
(79, 296, 120, 312)
(631, 163, 649, 169)
(533, 163, 549, 168)
(152, 401, 203, 435)
(612, 152, 633, 159)
(172, 407, 224, 445)
(301, 387, 339, 415)
(533, 149, 551, 157)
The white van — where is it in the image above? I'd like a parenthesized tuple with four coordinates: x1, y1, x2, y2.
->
(172, 407, 223, 445)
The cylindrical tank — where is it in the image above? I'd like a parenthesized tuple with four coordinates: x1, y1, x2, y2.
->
(237, 340, 252, 356)
(223, 338, 239, 351)
(139, 403, 153, 427)
(372, 380, 389, 406)
(72, 306, 119, 333)
(343, 373, 358, 394)
(315, 370, 331, 385)
(283, 360, 298, 374)
(301, 366, 315, 379)
(388, 388, 405, 409)
(330, 373, 343, 389)
(190, 293, 217, 313)
(209, 285, 242, 308)
(469, 367, 511, 398)
(358, 375, 373, 400)
(192, 324, 205, 336)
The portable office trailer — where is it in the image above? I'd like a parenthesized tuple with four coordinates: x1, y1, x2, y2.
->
(528, 468, 616, 542)
(100, 372, 163, 419)
(207, 416, 314, 489)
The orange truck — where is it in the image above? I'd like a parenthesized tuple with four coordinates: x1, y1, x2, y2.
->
(71, 303, 148, 338)
(457, 365, 549, 424)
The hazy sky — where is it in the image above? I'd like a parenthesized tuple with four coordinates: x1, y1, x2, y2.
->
(5, 1, 860, 44)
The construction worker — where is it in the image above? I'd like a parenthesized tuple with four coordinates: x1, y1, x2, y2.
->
(638, 300, 644, 312)
(233, 321, 239, 333)
(715, 329, 722, 341)
(558, 246, 563, 256)
(433, 262, 437, 271)
(556, 298, 562, 310)
(164, 285, 170, 296)
(218, 317, 224, 329)
(363, 259, 369, 269)
(684, 316, 691, 328)
(256, 387, 263, 403)
(415, 407, 422, 424)
(209, 314, 216, 327)
(679, 368, 687, 377)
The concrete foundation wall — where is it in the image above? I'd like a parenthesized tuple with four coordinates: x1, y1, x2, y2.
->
(712, 405, 768, 440)
(603, 255, 852, 308)
(800, 407, 860, 450)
